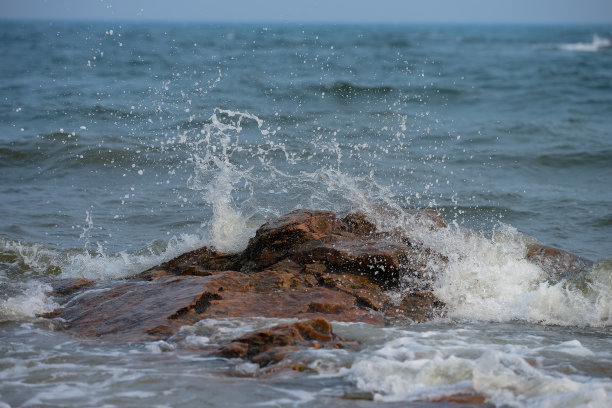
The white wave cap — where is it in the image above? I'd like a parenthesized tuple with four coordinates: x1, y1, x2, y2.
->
(346, 334, 612, 406)
(560, 34, 612, 52)
(420, 220, 612, 327)
(0, 281, 58, 320)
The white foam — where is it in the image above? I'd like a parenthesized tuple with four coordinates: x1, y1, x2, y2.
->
(349, 353, 474, 401)
(560, 34, 612, 52)
(251, 388, 316, 407)
(0, 281, 58, 321)
(232, 362, 260, 376)
(552, 340, 595, 356)
(0, 238, 63, 277)
(1, 220, 210, 282)
(180, 334, 210, 348)
(144, 340, 176, 353)
(113, 391, 157, 398)
(175, 317, 297, 346)
(400, 218, 612, 327)
(21, 383, 91, 407)
(473, 350, 611, 407)
(60, 231, 207, 280)
(345, 332, 612, 406)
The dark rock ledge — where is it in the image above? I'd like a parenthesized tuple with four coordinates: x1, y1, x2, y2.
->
(42, 209, 592, 369)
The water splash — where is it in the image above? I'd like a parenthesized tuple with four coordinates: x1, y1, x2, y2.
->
(186, 109, 270, 253)
(423, 222, 612, 327)
(0, 220, 208, 282)
(60, 232, 207, 280)
(0, 281, 58, 321)
(0, 238, 63, 278)
(165, 104, 612, 328)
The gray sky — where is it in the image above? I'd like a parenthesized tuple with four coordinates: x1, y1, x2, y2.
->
(1, 0, 612, 23)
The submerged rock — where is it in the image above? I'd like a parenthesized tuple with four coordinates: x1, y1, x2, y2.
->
(216, 318, 347, 367)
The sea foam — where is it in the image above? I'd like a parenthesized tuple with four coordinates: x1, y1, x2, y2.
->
(395, 213, 612, 327)
(344, 328, 612, 406)
(0, 281, 58, 321)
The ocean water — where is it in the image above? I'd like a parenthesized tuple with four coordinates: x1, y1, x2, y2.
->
(1, 21, 611, 407)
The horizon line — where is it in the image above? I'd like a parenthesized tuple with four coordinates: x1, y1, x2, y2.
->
(2, 17, 612, 26)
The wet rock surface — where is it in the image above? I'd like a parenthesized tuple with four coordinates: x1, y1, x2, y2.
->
(43, 209, 592, 368)
(526, 244, 594, 280)
(216, 318, 348, 367)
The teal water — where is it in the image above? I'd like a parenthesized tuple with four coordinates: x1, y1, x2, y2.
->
(1, 21, 611, 407)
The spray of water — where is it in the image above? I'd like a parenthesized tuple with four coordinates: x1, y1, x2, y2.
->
(186, 109, 265, 253)
(4, 98, 608, 327)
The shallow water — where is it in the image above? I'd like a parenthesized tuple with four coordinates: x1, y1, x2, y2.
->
(1, 319, 610, 407)
(1, 21, 611, 407)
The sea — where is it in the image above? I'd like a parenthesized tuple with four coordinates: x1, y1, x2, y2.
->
(1, 21, 611, 407)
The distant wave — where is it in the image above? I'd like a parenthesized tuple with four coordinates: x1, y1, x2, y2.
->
(560, 34, 612, 52)
(305, 81, 461, 101)
(536, 150, 612, 168)
(487, 150, 612, 170)
(589, 213, 612, 228)
(0, 134, 178, 172)
(319, 81, 395, 98)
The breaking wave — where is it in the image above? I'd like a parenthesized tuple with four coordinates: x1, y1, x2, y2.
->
(560, 34, 612, 52)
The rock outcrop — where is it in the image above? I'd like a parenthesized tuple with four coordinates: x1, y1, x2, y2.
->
(45, 209, 447, 341)
(42, 208, 593, 368)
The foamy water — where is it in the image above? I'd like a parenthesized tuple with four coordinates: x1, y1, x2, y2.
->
(344, 327, 612, 406)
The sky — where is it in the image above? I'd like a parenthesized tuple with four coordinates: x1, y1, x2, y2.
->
(1, 0, 612, 24)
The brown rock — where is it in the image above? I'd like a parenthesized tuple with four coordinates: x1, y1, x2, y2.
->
(240, 209, 344, 270)
(195, 287, 383, 325)
(45, 209, 450, 342)
(39, 278, 96, 318)
(240, 209, 447, 290)
(341, 212, 377, 236)
(47, 278, 95, 298)
(50, 272, 246, 341)
(300, 237, 409, 288)
(307, 301, 345, 313)
(527, 245, 593, 280)
(216, 318, 342, 366)
(428, 393, 489, 406)
(239, 259, 318, 292)
(385, 291, 445, 323)
(251, 346, 299, 368)
(47, 272, 384, 342)
(138, 246, 240, 280)
(316, 271, 386, 311)
(169, 291, 223, 321)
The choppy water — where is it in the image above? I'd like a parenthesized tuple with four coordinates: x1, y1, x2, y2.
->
(1, 21, 611, 407)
